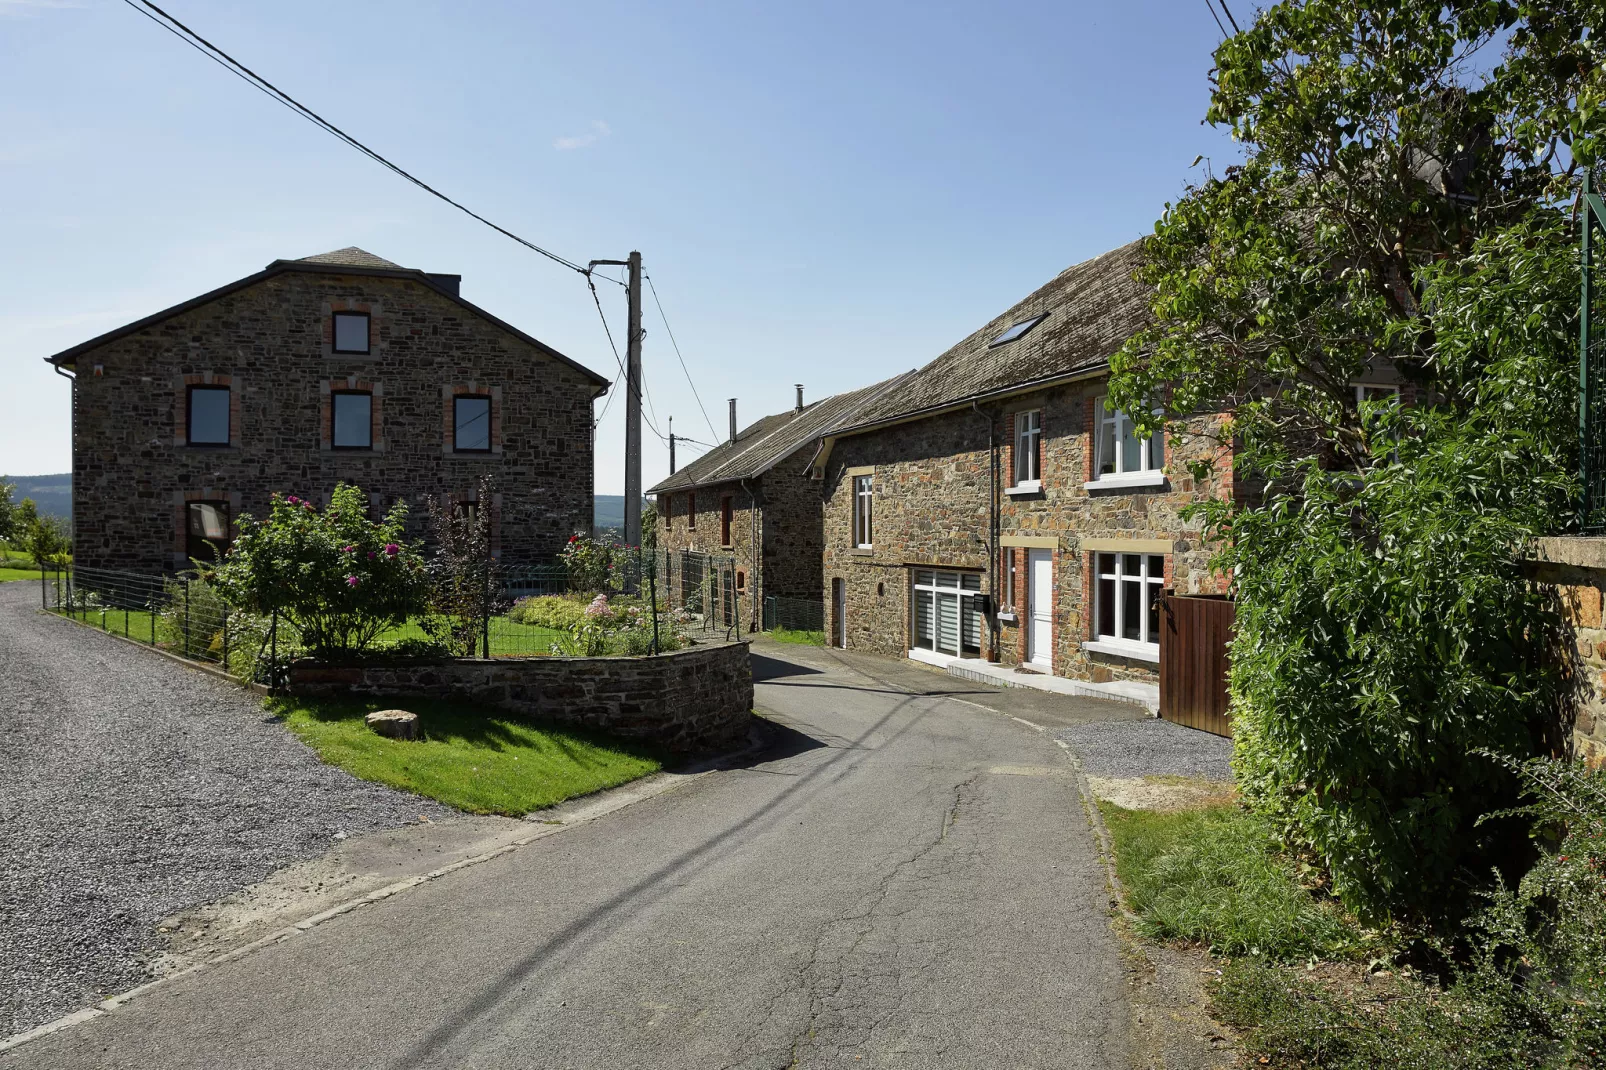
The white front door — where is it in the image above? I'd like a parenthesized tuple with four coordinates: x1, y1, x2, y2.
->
(1027, 549, 1053, 670)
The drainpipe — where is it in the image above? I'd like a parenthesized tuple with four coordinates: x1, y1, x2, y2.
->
(54, 363, 76, 560)
(972, 400, 1000, 662)
(740, 477, 760, 633)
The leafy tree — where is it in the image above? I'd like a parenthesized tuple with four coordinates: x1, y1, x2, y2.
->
(0, 479, 17, 545)
(1109, 0, 1604, 918)
(211, 484, 429, 660)
(422, 475, 501, 657)
(15, 498, 68, 569)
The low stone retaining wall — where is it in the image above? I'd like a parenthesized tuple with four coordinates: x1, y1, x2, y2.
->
(287, 641, 753, 756)
(1530, 537, 1606, 767)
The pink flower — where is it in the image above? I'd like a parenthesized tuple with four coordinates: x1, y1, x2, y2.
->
(286, 496, 300, 505)
(343, 545, 356, 553)
(367, 551, 376, 559)
(384, 543, 400, 557)
(345, 575, 360, 587)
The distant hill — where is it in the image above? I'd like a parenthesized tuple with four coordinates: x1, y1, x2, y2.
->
(3, 474, 70, 521)
(593, 495, 651, 531)
(4, 477, 641, 532)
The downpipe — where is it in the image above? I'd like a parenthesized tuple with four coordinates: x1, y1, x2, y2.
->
(971, 400, 1001, 662)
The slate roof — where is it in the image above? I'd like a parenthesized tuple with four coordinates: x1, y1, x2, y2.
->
(650, 372, 915, 494)
(839, 239, 1151, 433)
(297, 246, 407, 270)
(43, 249, 609, 392)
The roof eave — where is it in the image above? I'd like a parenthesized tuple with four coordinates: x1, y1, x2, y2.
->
(829, 363, 1111, 441)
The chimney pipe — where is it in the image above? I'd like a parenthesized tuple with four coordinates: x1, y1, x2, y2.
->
(795, 384, 804, 413)
(728, 398, 737, 444)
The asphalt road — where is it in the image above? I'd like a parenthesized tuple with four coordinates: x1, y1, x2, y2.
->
(6, 640, 1138, 1069)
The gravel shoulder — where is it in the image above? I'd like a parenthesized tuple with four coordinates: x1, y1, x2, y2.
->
(1057, 715, 1234, 781)
(0, 581, 455, 1038)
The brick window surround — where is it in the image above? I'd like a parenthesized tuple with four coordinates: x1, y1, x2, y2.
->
(443, 384, 503, 456)
(172, 488, 241, 569)
(687, 491, 696, 529)
(322, 300, 382, 359)
(720, 496, 733, 548)
(173, 373, 242, 448)
(321, 378, 384, 452)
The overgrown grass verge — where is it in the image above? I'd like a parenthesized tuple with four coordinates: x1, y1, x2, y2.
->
(766, 627, 826, 646)
(1102, 797, 1602, 1068)
(270, 696, 663, 815)
(1101, 801, 1359, 960)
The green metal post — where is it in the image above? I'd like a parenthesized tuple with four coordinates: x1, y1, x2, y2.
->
(1584, 167, 1595, 531)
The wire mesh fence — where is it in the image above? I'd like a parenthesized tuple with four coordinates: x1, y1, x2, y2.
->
(763, 595, 826, 638)
(41, 548, 760, 679)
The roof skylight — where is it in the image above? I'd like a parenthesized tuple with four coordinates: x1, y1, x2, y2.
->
(988, 314, 1046, 348)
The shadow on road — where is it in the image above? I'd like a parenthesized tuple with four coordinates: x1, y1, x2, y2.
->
(750, 651, 824, 683)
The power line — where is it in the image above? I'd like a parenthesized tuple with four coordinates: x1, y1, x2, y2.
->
(1203, 0, 1228, 39)
(121, 0, 615, 284)
(643, 273, 721, 446)
(1215, 0, 1242, 33)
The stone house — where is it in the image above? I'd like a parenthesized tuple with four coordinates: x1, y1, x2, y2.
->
(45, 247, 609, 573)
(813, 240, 1240, 695)
(649, 375, 910, 630)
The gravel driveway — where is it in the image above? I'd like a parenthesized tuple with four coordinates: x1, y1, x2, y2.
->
(1057, 716, 1234, 781)
(0, 580, 451, 1039)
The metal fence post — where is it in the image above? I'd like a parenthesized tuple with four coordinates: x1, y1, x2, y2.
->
(270, 610, 279, 689)
(184, 578, 191, 657)
(481, 559, 491, 659)
(649, 552, 660, 655)
(222, 606, 229, 673)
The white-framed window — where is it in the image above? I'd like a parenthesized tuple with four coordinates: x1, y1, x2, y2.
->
(1091, 396, 1164, 488)
(912, 569, 984, 657)
(1092, 552, 1165, 655)
(1014, 410, 1042, 486)
(1352, 382, 1401, 407)
(852, 474, 873, 549)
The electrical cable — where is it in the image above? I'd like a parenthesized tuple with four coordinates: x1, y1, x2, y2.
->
(1203, 0, 1228, 39)
(120, 0, 616, 284)
(643, 273, 721, 447)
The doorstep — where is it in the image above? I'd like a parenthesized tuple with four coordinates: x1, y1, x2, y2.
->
(906, 649, 1160, 714)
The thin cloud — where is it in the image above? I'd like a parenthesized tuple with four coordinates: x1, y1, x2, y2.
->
(553, 120, 611, 151)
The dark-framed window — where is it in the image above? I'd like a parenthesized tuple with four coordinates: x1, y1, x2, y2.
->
(187, 385, 230, 446)
(333, 312, 371, 354)
(331, 391, 373, 449)
(186, 500, 231, 562)
(852, 474, 873, 548)
(452, 499, 480, 525)
(687, 491, 696, 529)
(454, 395, 492, 452)
(721, 496, 733, 547)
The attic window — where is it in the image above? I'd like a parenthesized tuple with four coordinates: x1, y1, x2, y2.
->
(988, 314, 1046, 348)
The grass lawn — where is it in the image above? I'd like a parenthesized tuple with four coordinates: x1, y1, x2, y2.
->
(766, 627, 826, 646)
(271, 696, 663, 815)
(0, 567, 45, 582)
(57, 604, 161, 640)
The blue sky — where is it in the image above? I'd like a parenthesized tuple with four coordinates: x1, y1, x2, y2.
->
(0, 0, 1240, 492)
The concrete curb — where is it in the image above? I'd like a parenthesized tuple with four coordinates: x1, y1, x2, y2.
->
(0, 721, 772, 1056)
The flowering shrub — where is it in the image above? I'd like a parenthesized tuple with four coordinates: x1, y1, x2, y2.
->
(560, 534, 619, 593)
(211, 483, 428, 659)
(548, 593, 687, 656)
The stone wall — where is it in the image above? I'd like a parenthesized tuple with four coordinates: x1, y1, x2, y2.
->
(821, 375, 1231, 683)
(760, 443, 829, 604)
(658, 480, 761, 628)
(69, 268, 598, 573)
(287, 641, 753, 756)
(1529, 538, 1606, 766)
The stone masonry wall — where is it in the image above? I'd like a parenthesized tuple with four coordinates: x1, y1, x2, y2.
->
(287, 640, 753, 756)
(70, 269, 597, 573)
(1529, 539, 1606, 767)
(821, 375, 1231, 684)
(658, 479, 761, 627)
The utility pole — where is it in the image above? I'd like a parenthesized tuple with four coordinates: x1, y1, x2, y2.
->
(624, 251, 643, 552)
(587, 251, 645, 557)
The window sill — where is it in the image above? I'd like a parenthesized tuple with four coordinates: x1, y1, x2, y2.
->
(1004, 481, 1043, 497)
(1082, 637, 1160, 663)
(996, 610, 1018, 625)
(850, 546, 874, 557)
(1084, 471, 1167, 491)
(183, 443, 237, 451)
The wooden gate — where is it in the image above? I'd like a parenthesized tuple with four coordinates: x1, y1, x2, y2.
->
(1158, 593, 1234, 737)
